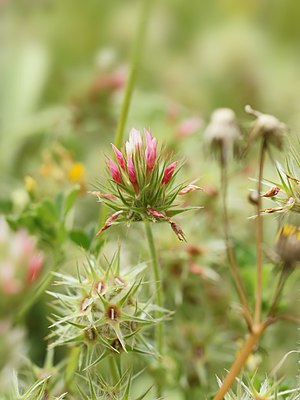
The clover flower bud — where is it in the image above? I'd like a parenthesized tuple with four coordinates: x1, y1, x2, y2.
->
(204, 108, 241, 164)
(162, 162, 177, 185)
(245, 105, 287, 149)
(95, 128, 200, 241)
(144, 128, 157, 172)
(109, 159, 122, 184)
(111, 144, 126, 171)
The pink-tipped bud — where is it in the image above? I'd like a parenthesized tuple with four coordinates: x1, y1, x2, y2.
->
(88, 191, 117, 201)
(147, 208, 168, 219)
(126, 128, 142, 156)
(127, 156, 138, 191)
(144, 129, 157, 172)
(111, 144, 126, 171)
(109, 160, 122, 184)
(162, 162, 177, 185)
(179, 184, 202, 195)
(96, 210, 123, 235)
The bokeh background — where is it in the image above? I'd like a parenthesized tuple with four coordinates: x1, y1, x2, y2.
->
(0, 1, 299, 398)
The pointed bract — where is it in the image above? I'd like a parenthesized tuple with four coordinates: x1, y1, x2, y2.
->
(144, 128, 157, 172)
(127, 156, 138, 191)
(126, 128, 142, 156)
(162, 162, 177, 184)
(111, 144, 126, 171)
(109, 159, 122, 184)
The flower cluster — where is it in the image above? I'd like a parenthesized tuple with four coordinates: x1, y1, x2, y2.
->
(48, 254, 171, 369)
(91, 128, 201, 240)
(0, 216, 43, 314)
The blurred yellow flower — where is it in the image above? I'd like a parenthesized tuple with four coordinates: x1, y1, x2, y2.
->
(68, 162, 85, 183)
(24, 176, 37, 193)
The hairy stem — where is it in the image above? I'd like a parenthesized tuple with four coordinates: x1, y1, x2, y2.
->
(220, 158, 252, 328)
(114, 0, 152, 148)
(213, 323, 266, 400)
(254, 139, 267, 325)
(144, 220, 164, 355)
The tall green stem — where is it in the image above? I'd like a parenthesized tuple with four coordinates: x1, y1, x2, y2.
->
(254, 139, 267, 325)
(114, 0, 152, 148)
(220, 158, 252, 329)
(144, 221, 164, 356)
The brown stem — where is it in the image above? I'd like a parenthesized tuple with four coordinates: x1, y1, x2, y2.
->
(213, 323, 267, 400)
(220, 158, 252, 329)
(254, 139, 267, 325)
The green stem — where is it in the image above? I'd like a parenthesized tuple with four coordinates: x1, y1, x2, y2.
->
(114, 0, 152, 148)
(254, 139, 267, 326)
(220, 158, 252, 329)
(144, 221, 164, 355)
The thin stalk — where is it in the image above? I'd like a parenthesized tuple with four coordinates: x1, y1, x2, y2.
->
(254, 139, 267, 325)
(114, 0, 152, 148)
(144, 220, 164, 356)
(268, 268, 290, 317)
(213, 323, 266, 400)
(220, 158, 252, 329)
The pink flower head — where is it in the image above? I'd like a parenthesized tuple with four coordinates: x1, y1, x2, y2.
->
(144, 129, 157, 172)
(109, 159, 122, 184)
(162, 162, 177, 185)
(111, 144, 126, 171)
(126, 128, 142, 156)
(96, 210, 123, 235)
(127, 156, 139, 191)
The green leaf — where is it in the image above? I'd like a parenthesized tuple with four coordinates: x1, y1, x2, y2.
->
(64, 185, 80, 216)
(69, 230, 90, 250)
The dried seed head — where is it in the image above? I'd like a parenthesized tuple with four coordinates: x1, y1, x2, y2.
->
(245, 105, 287, 149)
(204, 108, 241, 163)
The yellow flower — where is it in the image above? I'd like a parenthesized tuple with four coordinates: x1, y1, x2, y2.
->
(68, 162, 85, 183)
(24, 176, 37, 193)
